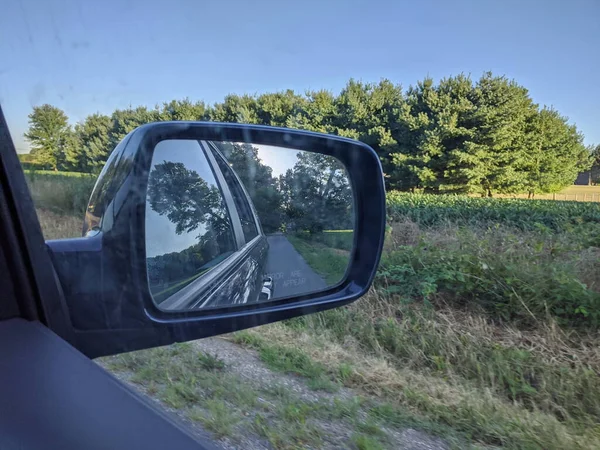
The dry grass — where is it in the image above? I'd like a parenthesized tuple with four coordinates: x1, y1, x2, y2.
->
(237, 214, 600, 448)
(236, 292, 600, 449)
(36, 208, 83, 240)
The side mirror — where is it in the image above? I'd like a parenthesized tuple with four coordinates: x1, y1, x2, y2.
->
(47, 122, 386, 357)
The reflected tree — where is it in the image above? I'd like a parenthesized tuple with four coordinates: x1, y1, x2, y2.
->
(146, 161, 236, 296)
(279, 152, 353, 233)
(213, 142, 283, 233)
(147, 161, 231, 237)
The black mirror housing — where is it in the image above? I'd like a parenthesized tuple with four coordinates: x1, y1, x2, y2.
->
(47, 122, 386, 358)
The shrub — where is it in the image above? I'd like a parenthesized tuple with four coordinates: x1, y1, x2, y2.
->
(377, 228, 600, 329)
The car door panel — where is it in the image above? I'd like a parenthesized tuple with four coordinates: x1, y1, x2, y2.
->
(0, 318, 219, 450)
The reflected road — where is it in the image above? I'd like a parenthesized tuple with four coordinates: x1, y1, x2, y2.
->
(264, 234, 327, 299)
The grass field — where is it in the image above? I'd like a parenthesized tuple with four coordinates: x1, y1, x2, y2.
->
(27, 170, 600, 449)
(24, 170, 96, 236)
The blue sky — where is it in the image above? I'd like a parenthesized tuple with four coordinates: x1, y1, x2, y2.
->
(1, 0, 598, 153)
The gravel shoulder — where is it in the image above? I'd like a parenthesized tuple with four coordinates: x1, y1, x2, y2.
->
(99, 336, 449, 450)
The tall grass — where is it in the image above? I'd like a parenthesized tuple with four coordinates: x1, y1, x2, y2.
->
(249, 199, 600, 448)
(24, 170, 96, 216)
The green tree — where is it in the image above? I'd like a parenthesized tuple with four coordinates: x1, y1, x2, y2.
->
(389, 75, 474, 192)
(280, 152, 353, 233)
(285, 89, 337, 133)
(523, 108, 590, 196)
(159, 99, 207, 121)
(334, 79, 405, 177)
(447, 73, 538, 196)
(110, 106, 159, 148)
(214, 142, 283, 232)
(591, 144, 600, 185)
(590, 144, 600, 167)
(256, 90, 306, 127)
(76, 113, 113, 173)
(209, 94, 259, 124)
(24, 104, 73, 170)
(25, 71, 589, 196)
(147, 161, 230, 238)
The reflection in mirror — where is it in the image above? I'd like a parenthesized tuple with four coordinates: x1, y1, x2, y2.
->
(145, 139, 355, 311)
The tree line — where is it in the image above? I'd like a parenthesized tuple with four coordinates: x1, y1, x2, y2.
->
(213, 142, 353, 233)
(22, 72, 597, 196)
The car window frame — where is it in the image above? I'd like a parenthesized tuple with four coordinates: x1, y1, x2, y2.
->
(0, 106, 74, 343)
(204, 141, 263, 242)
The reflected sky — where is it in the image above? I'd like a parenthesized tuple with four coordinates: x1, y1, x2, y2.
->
(253, 144, 299, 177)
(145, 139, 217, 257)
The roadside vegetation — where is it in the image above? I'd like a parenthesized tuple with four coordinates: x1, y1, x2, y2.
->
(234, 193, 600, 449)
(24, 170, 96, 216)
(29, 171, 600, 448)
(24, 170, 94, 239)
(99, 339, 453, 449)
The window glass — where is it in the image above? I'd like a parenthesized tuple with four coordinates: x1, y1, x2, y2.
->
(145, 139, 236, 304)
(210, 144, 259, 243)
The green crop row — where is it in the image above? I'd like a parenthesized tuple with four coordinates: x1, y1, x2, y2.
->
(387, 191, 600, 231)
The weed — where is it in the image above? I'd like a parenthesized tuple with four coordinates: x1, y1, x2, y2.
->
(253, 413, 325, 450)
(258, 343, 326, 380)
(356, 420, 386, 438)
(165, 381, 201, 408)
(197, 351, 226, 371)
(189, 399, 241, 438)
(350, 433, 385, 450)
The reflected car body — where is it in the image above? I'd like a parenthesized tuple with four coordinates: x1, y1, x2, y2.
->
(155, 141, 272, 311)
(81, 136, 271, 314)
(160, 231, 270, 310)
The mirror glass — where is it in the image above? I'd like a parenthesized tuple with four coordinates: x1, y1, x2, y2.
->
(145, 139, 354, 311)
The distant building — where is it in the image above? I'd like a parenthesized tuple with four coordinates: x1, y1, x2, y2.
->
(575, 166, 600, 185)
